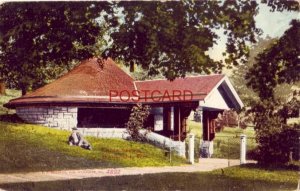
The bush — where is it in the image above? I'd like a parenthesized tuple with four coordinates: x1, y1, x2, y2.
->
(256, 124, 299, 164)
(214, 110, 249, 132)
(126, 104, 151, 142)
(253, 101, 299, 164)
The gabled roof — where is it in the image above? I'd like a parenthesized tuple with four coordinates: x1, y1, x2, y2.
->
(135, 75, 225, 101)
(5, 58, 243, 109)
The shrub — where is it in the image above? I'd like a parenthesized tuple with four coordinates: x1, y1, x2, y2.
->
(255, 123, 299, 164)
(252, 101, 300, 165)
(214, 110, 249, 132)
(126, 104, 151, 142)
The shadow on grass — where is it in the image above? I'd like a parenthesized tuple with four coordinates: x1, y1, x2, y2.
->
(240, 162, 300, 171)
(0, 171, 297, 191)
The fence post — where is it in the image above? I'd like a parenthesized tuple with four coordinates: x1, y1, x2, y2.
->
(240, 134, 246, 164)
(189, 134, 195, 164)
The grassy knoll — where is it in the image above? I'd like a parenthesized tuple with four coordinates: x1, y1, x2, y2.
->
(188, 120, 258, 159)
(0, 122, 186, 173)
(0, 89, 21, 115)
(1, 164, 298, 191)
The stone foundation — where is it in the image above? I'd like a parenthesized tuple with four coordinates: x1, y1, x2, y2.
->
(16, 107, 77, 130)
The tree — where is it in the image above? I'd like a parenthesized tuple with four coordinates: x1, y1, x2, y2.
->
(245, 20, 300, 164)
(0, 1, 298, 94)
(246, 20, 299, 100)
(126, 104, 151, 142)
(231, 37, 275, 106)
(0, 80, 5, 95)
(0, 2, 111, 95)
(103, 1, 260, 80)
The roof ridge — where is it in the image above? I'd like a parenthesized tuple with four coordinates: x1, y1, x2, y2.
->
(134, 74, 225, 83)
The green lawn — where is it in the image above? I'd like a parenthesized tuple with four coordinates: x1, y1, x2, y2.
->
(0, 122, 186, 173)
(0, 89, 21, 115)
(187, 120, 258, 159)
(1, 164, 298, 191)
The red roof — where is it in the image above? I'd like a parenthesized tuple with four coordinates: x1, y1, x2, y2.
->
(5, 58, 226, 108)
(25, 58, 136, 97)
(5, 58, 137, 107)
(135, 75, 224, 102)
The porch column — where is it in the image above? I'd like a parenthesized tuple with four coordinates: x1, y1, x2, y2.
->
(153, 107, 163, 131)
(178, 107, 181, 141)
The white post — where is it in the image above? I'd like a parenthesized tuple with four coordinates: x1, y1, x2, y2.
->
(189, 134, 195, 164)
(170, 107, 174, 131)
(240, 134, 246, 164)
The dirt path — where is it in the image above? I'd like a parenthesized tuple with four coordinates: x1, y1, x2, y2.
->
(0, 159, 255, 184)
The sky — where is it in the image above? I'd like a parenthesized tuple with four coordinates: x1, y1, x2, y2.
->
(208, 3, 299, 61)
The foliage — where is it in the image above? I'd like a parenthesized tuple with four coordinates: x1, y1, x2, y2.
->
(126, 104, 151, 142)
(103, 1, 262, 80)
(0, 121, 185, 173)
(246, 20, 300, 100)
(244, 18, 300, 165)
(0, 2, 110, 94)
(231, 37, 276, 106)
(250, 99, 299, 164)
(0, 1, 298, 93)
(2, 164, 298, 191)
(214, 110, 250, 131)
(0, 89, 21, 115)
(261, 0, 299, 11)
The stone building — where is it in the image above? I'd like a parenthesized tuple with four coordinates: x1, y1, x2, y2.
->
(5, 58, 243, 156)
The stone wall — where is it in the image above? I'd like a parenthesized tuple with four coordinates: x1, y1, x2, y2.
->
(16, 107, 78, 130)
(141, 130, 186, 157)
(77, 128, 129, 139)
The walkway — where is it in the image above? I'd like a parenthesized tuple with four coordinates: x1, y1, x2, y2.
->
(0, 159, 255, 184)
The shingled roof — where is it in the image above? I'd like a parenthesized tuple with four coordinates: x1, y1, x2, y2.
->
(5, 58, 242, 108)
(135, 75, 224, 101)
(5, 58, 137, 108)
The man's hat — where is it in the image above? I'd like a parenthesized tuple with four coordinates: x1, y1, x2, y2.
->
(72, 127, 78, 130)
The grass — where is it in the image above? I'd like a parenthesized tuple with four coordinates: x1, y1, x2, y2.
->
(0, 122, 186, 173)
(1, 164, 298, 191)
(187, 120, 258, 159)
(0, 89, 21, 115)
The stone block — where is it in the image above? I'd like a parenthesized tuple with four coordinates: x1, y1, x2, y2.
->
(61, 107, 67, 111)
(67, 107, 77, 113)
(57, 113, 64, 119)
(48, 109, 54, 115)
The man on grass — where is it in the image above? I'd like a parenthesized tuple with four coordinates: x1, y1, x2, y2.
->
(68, 127, 92, 150)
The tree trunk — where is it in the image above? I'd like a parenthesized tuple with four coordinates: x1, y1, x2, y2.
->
(21, 87, 27, 96)
(0, 82, 6, 95)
